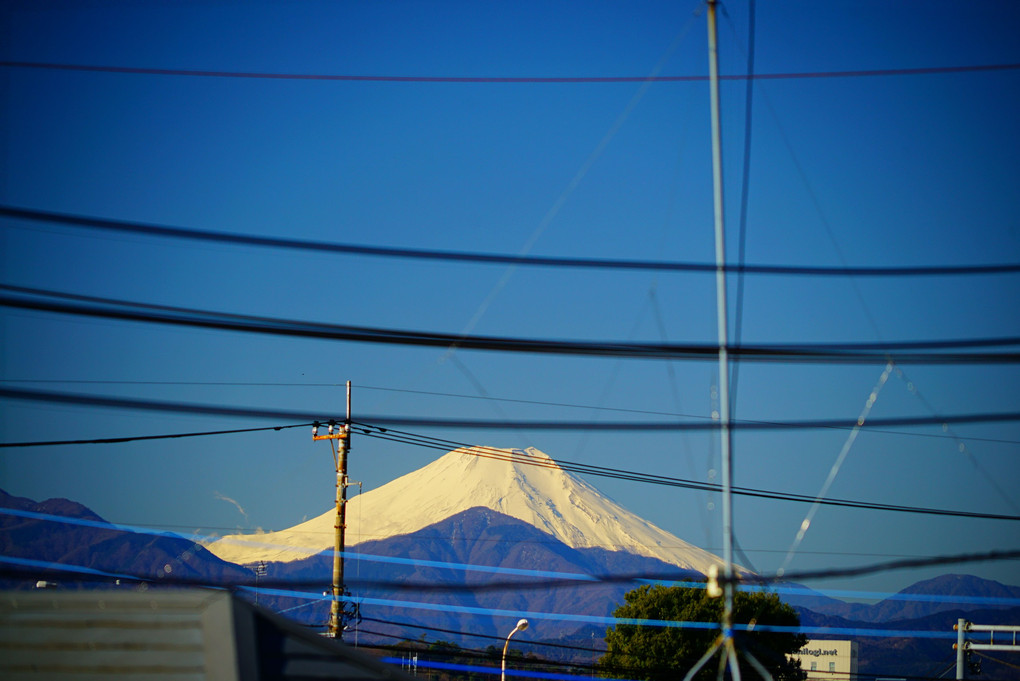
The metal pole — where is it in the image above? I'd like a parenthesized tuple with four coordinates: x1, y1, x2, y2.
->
(502, 619, 529, 681)
(706, 0, 735, 632)
(956, 618, 967, 680)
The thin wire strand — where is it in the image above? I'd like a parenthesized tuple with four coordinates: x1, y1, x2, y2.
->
(892, 365, 1020, 515)
(4, 385, 1020, 438)
(3, 59, 1018, 82)
(730, 0, 756, 424)
(352, 429, 1020, 522)
(4, 420, 1017, 524)
(777, 363, 895, 576)
(3, 284, 1018, 364)
(3, 378, 1018, 445)
(0, 422, 309, 448)
(4, 206, 1019, 277)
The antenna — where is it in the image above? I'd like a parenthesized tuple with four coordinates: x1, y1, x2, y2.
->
(684, 4, 771, 680)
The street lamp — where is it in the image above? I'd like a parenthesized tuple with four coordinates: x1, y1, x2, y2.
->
(501, 618, 529, 681)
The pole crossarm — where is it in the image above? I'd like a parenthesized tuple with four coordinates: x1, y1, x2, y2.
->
(965, 623, 1020, 651)
(967, 643, 1020, 651)
(955, 619, 1020, 678)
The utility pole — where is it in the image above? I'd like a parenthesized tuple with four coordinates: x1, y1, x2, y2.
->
(313, 380, 352, 639)
(253, 561, 267, 606)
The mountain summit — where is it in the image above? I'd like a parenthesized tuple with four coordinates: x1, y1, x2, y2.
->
(204, 446, 729, 574)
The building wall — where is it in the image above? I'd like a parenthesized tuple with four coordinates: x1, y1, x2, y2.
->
(789, 639, 859, 681)
(0, 589, 416, 681)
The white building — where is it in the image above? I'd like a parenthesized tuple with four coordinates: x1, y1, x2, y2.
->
(790, 639, 859, 681)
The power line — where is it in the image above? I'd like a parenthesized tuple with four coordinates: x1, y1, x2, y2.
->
(4, 205, 1020, 278)
(8, 400, 1013, 523)
(5, 536, 1018, 608)
(5, 551, 1019, 611)
(3, 284, 1019, 365)
(0, 422, 309, 448)
(730, 0, 756, 425)
(2, 403, 1016, 525)
(2, 60, 1018, 83)
(3, 385, 1020, 435)
(352, 431, 1020, 522)
(336, 549, 1020, 595)
(3, 508, 1018, 605)
(0, 379, 342, 386)
(0, 494, 994, 568)
(83, 518, 962, 565)
(2, 559, 1012, 642)
(763, 549, 1020, 584)
(4, 378, 1017, 445)
(359, 615, 608, 655)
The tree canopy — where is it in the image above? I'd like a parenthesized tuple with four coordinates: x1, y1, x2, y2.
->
(599, 584, 807, 681)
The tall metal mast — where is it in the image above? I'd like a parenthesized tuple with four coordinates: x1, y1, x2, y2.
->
(684, 7, 774, 681)
(707, 0, 736, 633)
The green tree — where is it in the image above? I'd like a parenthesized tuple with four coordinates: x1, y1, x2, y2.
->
(599, 584, 807, 681)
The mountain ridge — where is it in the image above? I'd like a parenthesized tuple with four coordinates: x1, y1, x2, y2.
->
(204, 445, 732, 575)
(784, 573, 1020, 623)
(3, 487, 1019, 679)
(0, 489, 251, 589)
(255, 506, 705, 642)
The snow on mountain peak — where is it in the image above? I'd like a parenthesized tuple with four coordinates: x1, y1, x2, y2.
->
(204, 446, 730, 574)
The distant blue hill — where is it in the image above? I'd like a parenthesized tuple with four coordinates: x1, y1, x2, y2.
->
(256, 506, 704, 644)
(0, 488, 251, 589)
(782, 573, 1020, 622)
(2, 488, 1018, 678)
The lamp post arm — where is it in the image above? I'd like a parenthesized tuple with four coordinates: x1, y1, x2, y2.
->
(501, 620, 528, 681)
(501, 629, 516, 681)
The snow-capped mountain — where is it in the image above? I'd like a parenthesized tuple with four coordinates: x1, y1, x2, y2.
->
(6, 484, 1017, 676)
(204, 446, 731, 574)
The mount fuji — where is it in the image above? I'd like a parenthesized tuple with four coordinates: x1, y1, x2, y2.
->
(204, 446, 730, 575)
(4, 483, 1018, 674)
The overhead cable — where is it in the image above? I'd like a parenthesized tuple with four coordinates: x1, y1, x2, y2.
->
(763, 549, 1020, 584)
(3, 508, 1018, 603)
(5, 378, 1016, 445)
(352, 430, 1020, 522)
(4, 205, 1019, 277)
(3, 386, 1020, 436)
(730, 0, 756, 420)
(1, 404, 1016, 522)
(0, 560, 997, 641)
(3, 540, 1018, 602)
(0, 422, 309, 448)
(2, 60, 1018, 83)
(3, 284, 1019, 365)
(359, 615, 607, 655)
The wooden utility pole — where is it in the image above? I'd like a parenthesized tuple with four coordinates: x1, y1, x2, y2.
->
(313, 380, 352, 639)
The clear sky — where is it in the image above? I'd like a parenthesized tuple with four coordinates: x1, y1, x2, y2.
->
(1, 0, 1018, 601)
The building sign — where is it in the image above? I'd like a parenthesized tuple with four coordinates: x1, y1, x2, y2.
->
(789, 640, 859, 681)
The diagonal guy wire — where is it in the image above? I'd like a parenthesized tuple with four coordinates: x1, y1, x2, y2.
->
(777, 362, 895, 576)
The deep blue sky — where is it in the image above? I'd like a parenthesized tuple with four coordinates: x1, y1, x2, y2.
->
(1, 0, 1018, 600)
